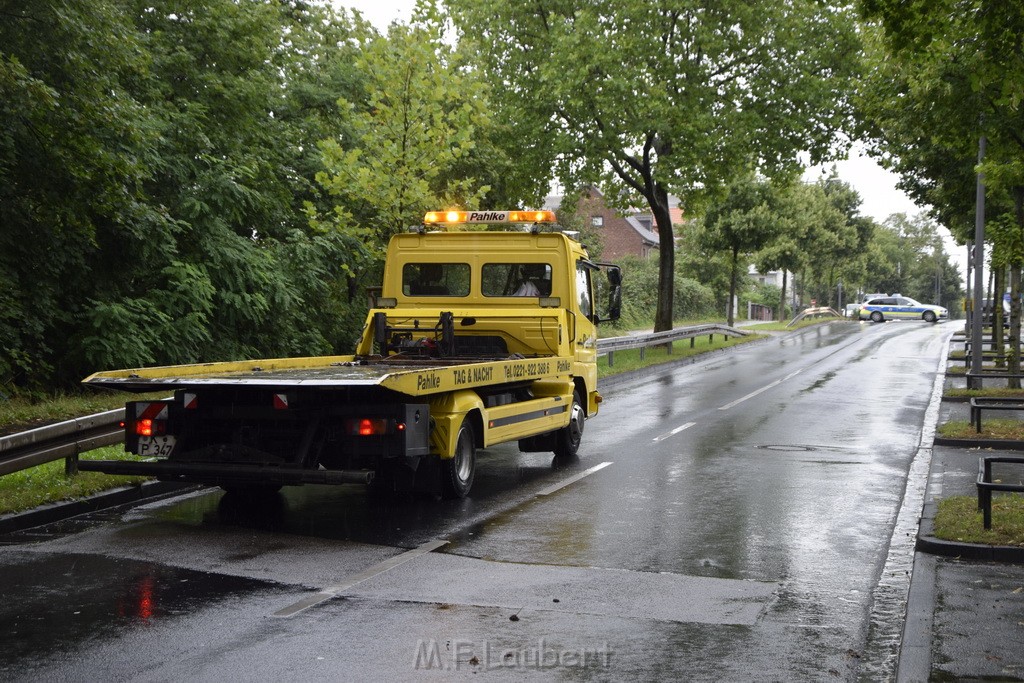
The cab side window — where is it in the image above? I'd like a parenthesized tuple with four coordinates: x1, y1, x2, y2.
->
(576, 262, 592, 318)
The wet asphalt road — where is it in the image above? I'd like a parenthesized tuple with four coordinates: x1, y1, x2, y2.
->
(0, 320, 954, 681)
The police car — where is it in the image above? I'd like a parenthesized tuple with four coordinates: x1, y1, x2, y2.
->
(858, 295, 948, 323)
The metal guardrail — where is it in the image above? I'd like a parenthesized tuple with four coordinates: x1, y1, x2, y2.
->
(786, 306, 842, 327)
(597, 323, 750, 366)
(0, 324, 751, 478)
(0, 408, 125, 477)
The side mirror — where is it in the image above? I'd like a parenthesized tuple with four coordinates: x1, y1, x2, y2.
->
(595, 263, 622, 323)
(606, 270, 622, 322)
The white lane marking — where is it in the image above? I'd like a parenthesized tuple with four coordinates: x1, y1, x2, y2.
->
(536, 461, 613, 497)
(272, 539, 448, 618)
(653, 421, 696, 442)
(718, 369, 803, 411)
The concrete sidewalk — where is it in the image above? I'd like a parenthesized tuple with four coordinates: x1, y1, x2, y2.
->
(898, 349, 1024, 681)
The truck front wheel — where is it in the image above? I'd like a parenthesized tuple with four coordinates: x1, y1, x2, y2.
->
(441, 420, 475, 499)
(554, 391, 584, 460)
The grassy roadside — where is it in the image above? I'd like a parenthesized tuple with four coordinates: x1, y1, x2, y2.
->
(1, 389, 168, 515)
(932, 424, 1024, 545)
(937, 419, 1024, 440)
(0, 446, 149, 515)
(937, 335, 1024, 545)
(0, 316, 825, 517)
(934, 495, 1024, 547)
(0, 390, 167, 437)
(598, 330, 765, 377)
(595, 315, 848, 378)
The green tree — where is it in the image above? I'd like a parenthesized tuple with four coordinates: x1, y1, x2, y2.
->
(864, 213, 963, 312)
(448, 0, 862, 332)
(860, 0, 1024, 370)
(700, 175, 784, 326)
(314, 10, 493, 252)
(755, 182, 824, 321)
(793, 178, 871, 308)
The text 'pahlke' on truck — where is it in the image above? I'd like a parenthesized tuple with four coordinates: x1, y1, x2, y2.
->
(81, 210, 623, 499)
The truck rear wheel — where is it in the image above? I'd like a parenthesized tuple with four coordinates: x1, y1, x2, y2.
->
(554, 391, 584, 460)
(441, 420, 475, 499)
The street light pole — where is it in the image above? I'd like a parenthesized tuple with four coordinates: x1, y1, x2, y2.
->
(970, 136, 987, 388)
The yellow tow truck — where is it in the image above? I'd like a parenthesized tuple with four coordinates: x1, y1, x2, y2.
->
(81, 210, 622, 498)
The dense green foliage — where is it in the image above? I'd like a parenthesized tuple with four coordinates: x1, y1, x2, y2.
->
(612, 255, 717, 330)
(865, 214, 963, 311)
(1, 0, 986, 399)
(1, 0, 375, 393)
(0, 0, 543, 396)
(314, 14, 493, 248)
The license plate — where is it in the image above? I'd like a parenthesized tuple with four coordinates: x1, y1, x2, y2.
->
(138, 435, 176, 458)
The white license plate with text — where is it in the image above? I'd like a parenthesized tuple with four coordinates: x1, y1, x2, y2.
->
(138, 436, 176, 458)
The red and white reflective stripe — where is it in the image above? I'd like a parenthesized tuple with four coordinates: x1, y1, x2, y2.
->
(183, 392, 198, 410)
(136, 402, 169, 420)
(273, 394, 289, 410)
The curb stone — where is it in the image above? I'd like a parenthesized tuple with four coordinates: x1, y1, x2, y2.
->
(0, 481, 199, 535)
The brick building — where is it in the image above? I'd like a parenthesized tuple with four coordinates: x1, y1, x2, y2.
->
(544, 187, 667, 261)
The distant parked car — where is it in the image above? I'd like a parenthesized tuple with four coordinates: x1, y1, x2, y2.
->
(844, 303, 861, 318)
(859, 295, 948, 323)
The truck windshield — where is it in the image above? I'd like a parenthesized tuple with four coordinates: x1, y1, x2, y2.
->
(402, 263, 470, 296)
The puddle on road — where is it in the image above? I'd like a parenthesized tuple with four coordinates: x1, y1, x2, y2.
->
(0, 551, 282, 673)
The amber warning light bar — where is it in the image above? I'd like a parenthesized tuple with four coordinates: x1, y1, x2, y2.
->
(423, 210, 556, 225)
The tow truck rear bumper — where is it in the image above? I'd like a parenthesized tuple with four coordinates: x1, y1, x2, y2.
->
(78, 460, 374, 485)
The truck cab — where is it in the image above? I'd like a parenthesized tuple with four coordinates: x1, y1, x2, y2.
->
(360, 221, 620, 417)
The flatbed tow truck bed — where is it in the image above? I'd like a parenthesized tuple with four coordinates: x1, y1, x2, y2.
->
(83, 353, 573, 394)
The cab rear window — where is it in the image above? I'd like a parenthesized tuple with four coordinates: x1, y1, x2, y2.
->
(402, 263, 470, 296)
(481, 263, 553, 297)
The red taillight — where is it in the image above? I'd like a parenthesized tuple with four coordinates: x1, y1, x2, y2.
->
(345, 418, 389, 436)
(134, 419, 166, 437)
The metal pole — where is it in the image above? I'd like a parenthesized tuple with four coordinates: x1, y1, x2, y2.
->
(970, 136, 987, 388)
(966, 241, 973, 335)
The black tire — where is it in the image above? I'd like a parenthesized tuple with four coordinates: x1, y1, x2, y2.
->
(554, 391, 585, 460)
(441, 419, 475, 499)
(923, 310, 937, 323)
(870, 311, 884, 323)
